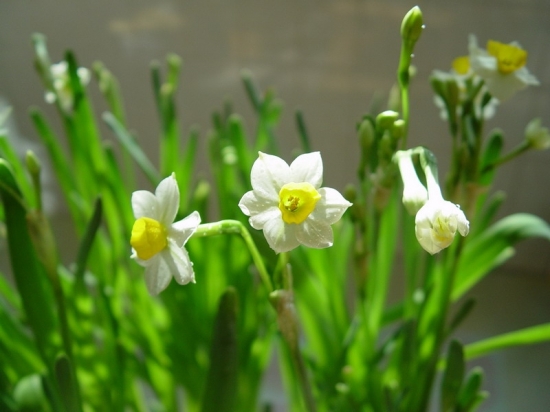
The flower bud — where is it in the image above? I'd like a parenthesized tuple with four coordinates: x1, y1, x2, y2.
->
(376, 110, 399, 130)
(525, 118, 550, 150)
(401, 6, 424, 47)
(394, 150, 428, 215)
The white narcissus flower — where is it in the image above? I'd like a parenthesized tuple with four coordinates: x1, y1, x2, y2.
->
(415, 199, 469, 255)
(239, 151, 352, 254)
(130, 173, 201, 295)
(468, 34, 539, 101)
(44, 61, 91, 112)
(414, 156, 469, 255)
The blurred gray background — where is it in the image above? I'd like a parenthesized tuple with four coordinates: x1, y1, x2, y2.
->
(0, 1, 549, 411)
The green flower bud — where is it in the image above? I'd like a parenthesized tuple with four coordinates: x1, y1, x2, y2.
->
(525, 118, 550, 150)
(391, 119, 406, 140)
(376, 110, 399, 130)
(25, 150, 41, 176)
(401, 6, 424, 46)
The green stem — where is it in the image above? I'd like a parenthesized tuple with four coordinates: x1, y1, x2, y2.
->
(193, 220, 273, 292)
(481, 140, 530, 174)
(397, 43, 411, 148)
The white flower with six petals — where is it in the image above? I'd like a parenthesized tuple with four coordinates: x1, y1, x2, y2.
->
(130, 174, 201, 295)
(239, 152, 352, 253)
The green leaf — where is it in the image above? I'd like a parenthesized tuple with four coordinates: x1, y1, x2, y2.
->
(447, 298, 476, 336)
(29, 108, 80, 222)
(73, 197, 102, 283)
(478, 129, 503, 186)
(295, 110, 312, 153)
(102, 112, 160, 185)
(54, 354, 81, 412)
(464, 323, 550, 360)
(453, 213, 550, 300)
(440, 340, 464, 412)
(456, 367, 485, 412)
(0, 159, 59, 363)
(201, 288, 239, 412)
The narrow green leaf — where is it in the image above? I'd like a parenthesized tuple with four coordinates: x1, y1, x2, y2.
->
(472, 191, 506, 237)
(73, 197, 102, 282)
(464, 323, 550, 360)
(227, 114, 253, 187)
(29, 108, 80, 218)
(441, 340, 465, 412)
(0, 160, 59, 363)
(447, 298, 476, 336)
(295, 110, 312, 153)
(102, 112, 160, 185)
(456, 367, 484, 412)
(201, 287, 239, 412)
(0, 136, 35, 208)
(178, 126, 199, 211)
(54, 354, 81, 412)
(478, 129, 503, 186)
(240, 69, 261, 113)
(453, 213, 550, 300)
(92, 61, 127, 125)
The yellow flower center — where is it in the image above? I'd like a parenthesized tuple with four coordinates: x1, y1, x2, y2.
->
(432, 215, 455, 244)
(131, 217, 168, 260)
(452, 56, 470, 75)
(278, 182, 321, 224)
(486, 40, 527, 75)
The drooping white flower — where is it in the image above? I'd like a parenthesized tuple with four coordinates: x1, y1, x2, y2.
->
(468, 34, 539, 101)
(44, 61, 91, 112)
(130, 173, 201, 295)
(239, 151, 352, 253)
(415, 199, 469, 255)
(394, 150, 428, 215)
(413, 154, 469, 254)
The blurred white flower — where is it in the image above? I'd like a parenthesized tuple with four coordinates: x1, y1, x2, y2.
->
(432, 56, 499, 121)
(44, 61, 91, 112)
(239, 151, 352, 253)
(468, 34, 539, 101)
(130, 173, 201, 295)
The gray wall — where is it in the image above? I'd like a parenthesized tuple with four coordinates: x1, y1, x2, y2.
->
(0, 1, 549, 411)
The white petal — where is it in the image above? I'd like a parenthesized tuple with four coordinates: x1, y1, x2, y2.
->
(263, 218, 300, 253)
(484, 74, 527, 101)
(169, 211, 201, 247)
(166, 240, 195, 285)
(132, 190, 160, 220)
(250, 152, 291, 200)
(415, 226, 443, 255)
(144, 254, 172, 295)
(296, 219, 333, 249)
(155, 174, 180, 226)
(239, 190, 280, 229)
(289, 152, 323, 188)
(249, 207, 281, 231)
(309, 187, 352, 225)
